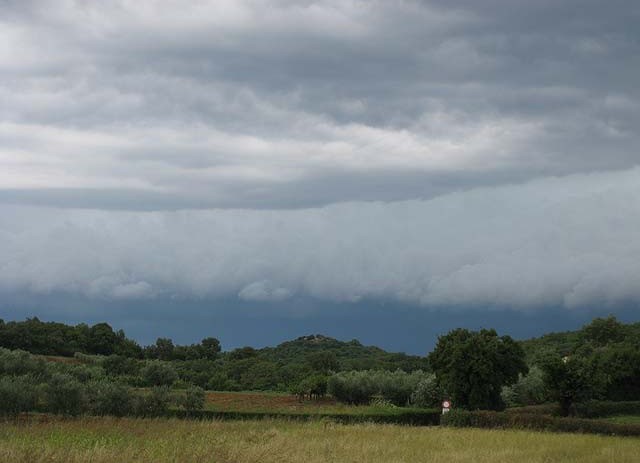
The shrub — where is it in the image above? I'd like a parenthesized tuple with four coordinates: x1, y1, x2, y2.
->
(328, 370, 430, 406)
(180, 386, 206, 411)
(141, 361, 178, 387)
(87, 380, 134, 416)
(45, 373, 87, 416)
(505, 403, 560, 416)
(502, 366, 549, 407)
(574, 400, 640, 418)
(410, 374, 441, 408)
(134, 386, 173, 416)
(0, 348, 48, 377)
(64, 364, 105, 383)
(501, 385, 518, 408)
(73, 352, 101, 364)
(377, 370, 424, 406)
(0, 375, 39, 416)
(292, 374, 328, 400)
(102, 355, 141, 377)
(328, 371, 377, 405)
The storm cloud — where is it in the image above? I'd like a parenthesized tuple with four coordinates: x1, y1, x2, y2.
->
(1, 0, 639, 209)
(1, 1, 639, 322)
(2, 167, 640, 310)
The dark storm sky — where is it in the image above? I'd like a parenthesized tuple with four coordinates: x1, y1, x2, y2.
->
(1, 1, 639, 352)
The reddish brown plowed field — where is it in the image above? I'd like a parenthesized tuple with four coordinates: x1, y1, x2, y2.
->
(205, 391, 340, 413)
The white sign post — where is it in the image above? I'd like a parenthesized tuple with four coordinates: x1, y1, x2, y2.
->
(442, 400, 451, 414)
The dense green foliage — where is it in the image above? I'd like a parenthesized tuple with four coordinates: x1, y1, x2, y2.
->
(1, 315, 638, 420)
(501, 366, 548, 407)
(0, 320, 428, 392)
(327, 369, 430, 405)
(520, 316, 640, 413)
(0, 318, 142, 357)
(520, 317, 640, 364)
(0, 348, 206, 418)
(410, 374, 441, 408)
(428, 328, 528, 410)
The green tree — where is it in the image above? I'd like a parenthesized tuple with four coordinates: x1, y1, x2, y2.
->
(141, 361, 177, 387)
(540, 353, 607, 416)
(87, 323, 118, 355)
(153, 338, 175, 361)
(580, 316, 626, 347)
(307, 351, 339, 374)
(428, 328, 527, 410)
(200, 337, 221, 360)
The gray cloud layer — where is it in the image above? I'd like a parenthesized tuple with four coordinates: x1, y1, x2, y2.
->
(1, 1, 639, 209)
(2, 167, 640, 310)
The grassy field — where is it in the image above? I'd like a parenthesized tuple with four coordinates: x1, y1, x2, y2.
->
(603, 415, 640, 425)
(1, 417, 639, 463)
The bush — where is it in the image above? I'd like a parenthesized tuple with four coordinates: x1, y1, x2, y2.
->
(0, 348, 48, 377)
(180, 386, 206, 411)
(73, 352, 101, 364)
(141, 361, 178, 387)
(0, 375, 39, 416)
(328, 370, 430, 406)
(502, 366, 549, 407)
(102, 355, 141, 377)
(410, 374, 441, 408)
(63, 364, 105, 383)
(441, 409, 640, 436)
(328, 371, 378, 405)
(377, 370, 426, 406)
(134, 386, 173, 416)
(574, 400, 640, 419)
(501, 385, 518, 408)
(88, 380, 134, 416)
(292, 374, 328, 400)
(45, 373, 87, 416)
(505, 403, 560, 416)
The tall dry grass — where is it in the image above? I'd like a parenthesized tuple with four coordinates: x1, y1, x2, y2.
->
(0, 416, 638, 463)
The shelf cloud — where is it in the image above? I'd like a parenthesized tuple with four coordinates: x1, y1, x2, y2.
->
(1, 1, 639, 324)
(2, 167, 639, 311)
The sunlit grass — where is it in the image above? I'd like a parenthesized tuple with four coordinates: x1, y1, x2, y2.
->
(603, 415, 640, 425)
(0, 416, 639, 463)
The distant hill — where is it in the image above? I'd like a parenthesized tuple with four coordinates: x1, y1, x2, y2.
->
(4, 315, 640, 374)
(254, 334, 429, 372)
(0, 318, 428, 373)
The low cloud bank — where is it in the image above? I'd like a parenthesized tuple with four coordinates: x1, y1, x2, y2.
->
(1, 167, 639, 311)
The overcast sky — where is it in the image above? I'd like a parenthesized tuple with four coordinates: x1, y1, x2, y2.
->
(1, 1, 639, 351)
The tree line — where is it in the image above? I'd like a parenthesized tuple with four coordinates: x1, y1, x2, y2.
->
(0, 315, 638, 417)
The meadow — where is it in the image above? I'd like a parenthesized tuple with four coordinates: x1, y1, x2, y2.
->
(1, 416, 639, 463)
